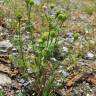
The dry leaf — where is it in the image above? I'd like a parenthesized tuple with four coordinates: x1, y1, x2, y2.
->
(65, 72, 96, 92)
(0, 55, 11, 64)
(0, 64, 18, 77)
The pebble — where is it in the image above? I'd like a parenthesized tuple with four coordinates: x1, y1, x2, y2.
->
(34, 0, 42, 5)
(50, 57, 57, 61)
(12, 48, 17, 53)
(58, 38, 65, 45)
(0, 26, 3, 32)
(0, 86, 2, 89)
(57, 47, 68, 60)
(85, 52, 95, 60)
(0, 40, 13, 49)
(0, 73, 12, 86)
(59, 69, 69, 77)
(12, 48, 18, 55)
(0, 49, 7, 54)
(66, 37, 74, 43)
(67, 32, 74, 38)
(19, 79, 25, 84)
(62, 70, 69, 77)
(62, 47, 68, 53)
(27, 68, 33, 74)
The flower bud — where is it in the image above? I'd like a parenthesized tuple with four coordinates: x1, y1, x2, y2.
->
(50, 3, 55, 9)
(25, 0, 34, 6)
(73, 32, 79, 41)
(58, 13, 68, 21)
(15, 10, 22, 20)
(50, 31, 56, 37)
(42, 32, 49, 41)
(55, 10, 62, 18)
(29, 0, 34, 6)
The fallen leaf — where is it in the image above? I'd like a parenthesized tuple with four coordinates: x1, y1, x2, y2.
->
(65, 73, 83, 88)
(65, 72, 96, 92)
(0, 64, 18, 77)
(0, 55, 11, 64)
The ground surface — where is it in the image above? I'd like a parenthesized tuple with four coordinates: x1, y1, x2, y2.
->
(0, 0, 96, 96)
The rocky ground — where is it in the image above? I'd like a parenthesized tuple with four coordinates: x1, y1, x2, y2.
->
(0, 0, 96, 96)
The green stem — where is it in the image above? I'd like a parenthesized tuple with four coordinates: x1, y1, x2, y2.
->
(54, 21, 64, 45)
(44, 12, 51, 47)
(26, 3, 34, 45)
(18, 19, 25, 67)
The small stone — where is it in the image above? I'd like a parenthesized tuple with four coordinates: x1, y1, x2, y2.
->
(58, 89, 66, 96)
(57, 47, 68, 60)
(0, 40, 13, 49)
(23, 81, 30, 87)
(27, 47, 33, 53)
(62, 70, 69, 77)
(67, 32, 73, 38)
(59, 70, 69, 77)
(0, 49, 7, 54)
(85, 52, 94, 60)
(0, 26, 3, 32)
(50, 58, 57, 61)
(87, 94, 93, 96)
(66, 37, 74, 43)
(12, 48, 18, 55)
(34, 0, 42, 5)
(62, 47, 68, 53)
(19, 79, 25, 84)
(58, 38, 65, 45)
(12, 48, 17, 53)
(0, 86, 2, 89)
(27, 68, 33, 74)
(73, 89, 79, 94)
(0, 73, 12, 85)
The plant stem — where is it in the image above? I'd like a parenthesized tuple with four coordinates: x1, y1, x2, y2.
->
(26, 3, 34, 45)
(18, 19, 25, 67)
(54, 21, 64, 45)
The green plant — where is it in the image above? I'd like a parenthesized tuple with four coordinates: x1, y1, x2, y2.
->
(0, 90, 5, 96)
(15, 9, 26, 68)
(12, 2, 69, 96)
(25, 0, 34, 43)
(0, 10, 4, 20)
(83, 4, 96, 15)
(55, 10, 62, 18)
(58, 13, 68, 22)
(29, 9, 69, 96)
(73, 32, 79, 41)
(55, 12, 68, 44)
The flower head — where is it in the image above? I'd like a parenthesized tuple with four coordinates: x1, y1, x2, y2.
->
(55, 10, 62, 18)
(58, 13, 68, 22)
(15, 9, 22, 20)
(50, 3, 55, 9)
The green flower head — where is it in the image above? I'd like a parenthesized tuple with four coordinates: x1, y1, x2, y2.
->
(42, 32, 49, 41)
(50, 3, 55, 9)
(73, 32, 79, 41)
(50, 31, 57, 37)
(55, 10, 62, 18)
(29, 0, 34, 5)
(58, 13, 68, 22)
(25, 0, 34, 5)
(15, 9, 22, 20)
